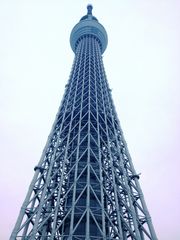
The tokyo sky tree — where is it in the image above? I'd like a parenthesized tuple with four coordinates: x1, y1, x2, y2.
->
(10, 5, 158, 240)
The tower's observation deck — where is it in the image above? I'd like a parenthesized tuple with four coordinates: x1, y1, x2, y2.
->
(70, 5, 108, 54)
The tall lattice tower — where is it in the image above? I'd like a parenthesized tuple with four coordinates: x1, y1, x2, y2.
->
(10, 5, 157, 240)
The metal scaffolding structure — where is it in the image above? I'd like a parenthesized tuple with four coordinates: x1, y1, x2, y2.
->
(10, 5, 158, 240)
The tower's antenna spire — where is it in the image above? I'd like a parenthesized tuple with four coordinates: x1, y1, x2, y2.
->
(87, 4, 93, 15)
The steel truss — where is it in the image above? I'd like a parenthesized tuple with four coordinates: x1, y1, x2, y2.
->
(10, 10, 157, 240)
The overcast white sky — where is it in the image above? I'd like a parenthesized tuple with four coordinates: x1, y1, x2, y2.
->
(0, 0, 180, 239)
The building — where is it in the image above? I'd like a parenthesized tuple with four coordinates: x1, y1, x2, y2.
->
(10, 5, 157, 240)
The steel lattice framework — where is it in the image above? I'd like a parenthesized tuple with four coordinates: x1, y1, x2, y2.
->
(10, 5, 158, 240)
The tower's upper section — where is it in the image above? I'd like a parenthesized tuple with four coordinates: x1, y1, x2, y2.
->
(70, 5, 108, 54)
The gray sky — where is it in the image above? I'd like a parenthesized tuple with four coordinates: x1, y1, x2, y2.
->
(0, 0, 180, 239)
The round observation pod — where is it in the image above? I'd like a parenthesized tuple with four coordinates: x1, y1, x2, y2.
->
(70, 5, 108, 54)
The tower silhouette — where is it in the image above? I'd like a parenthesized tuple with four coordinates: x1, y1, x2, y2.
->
(10, 5, 157, 240)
